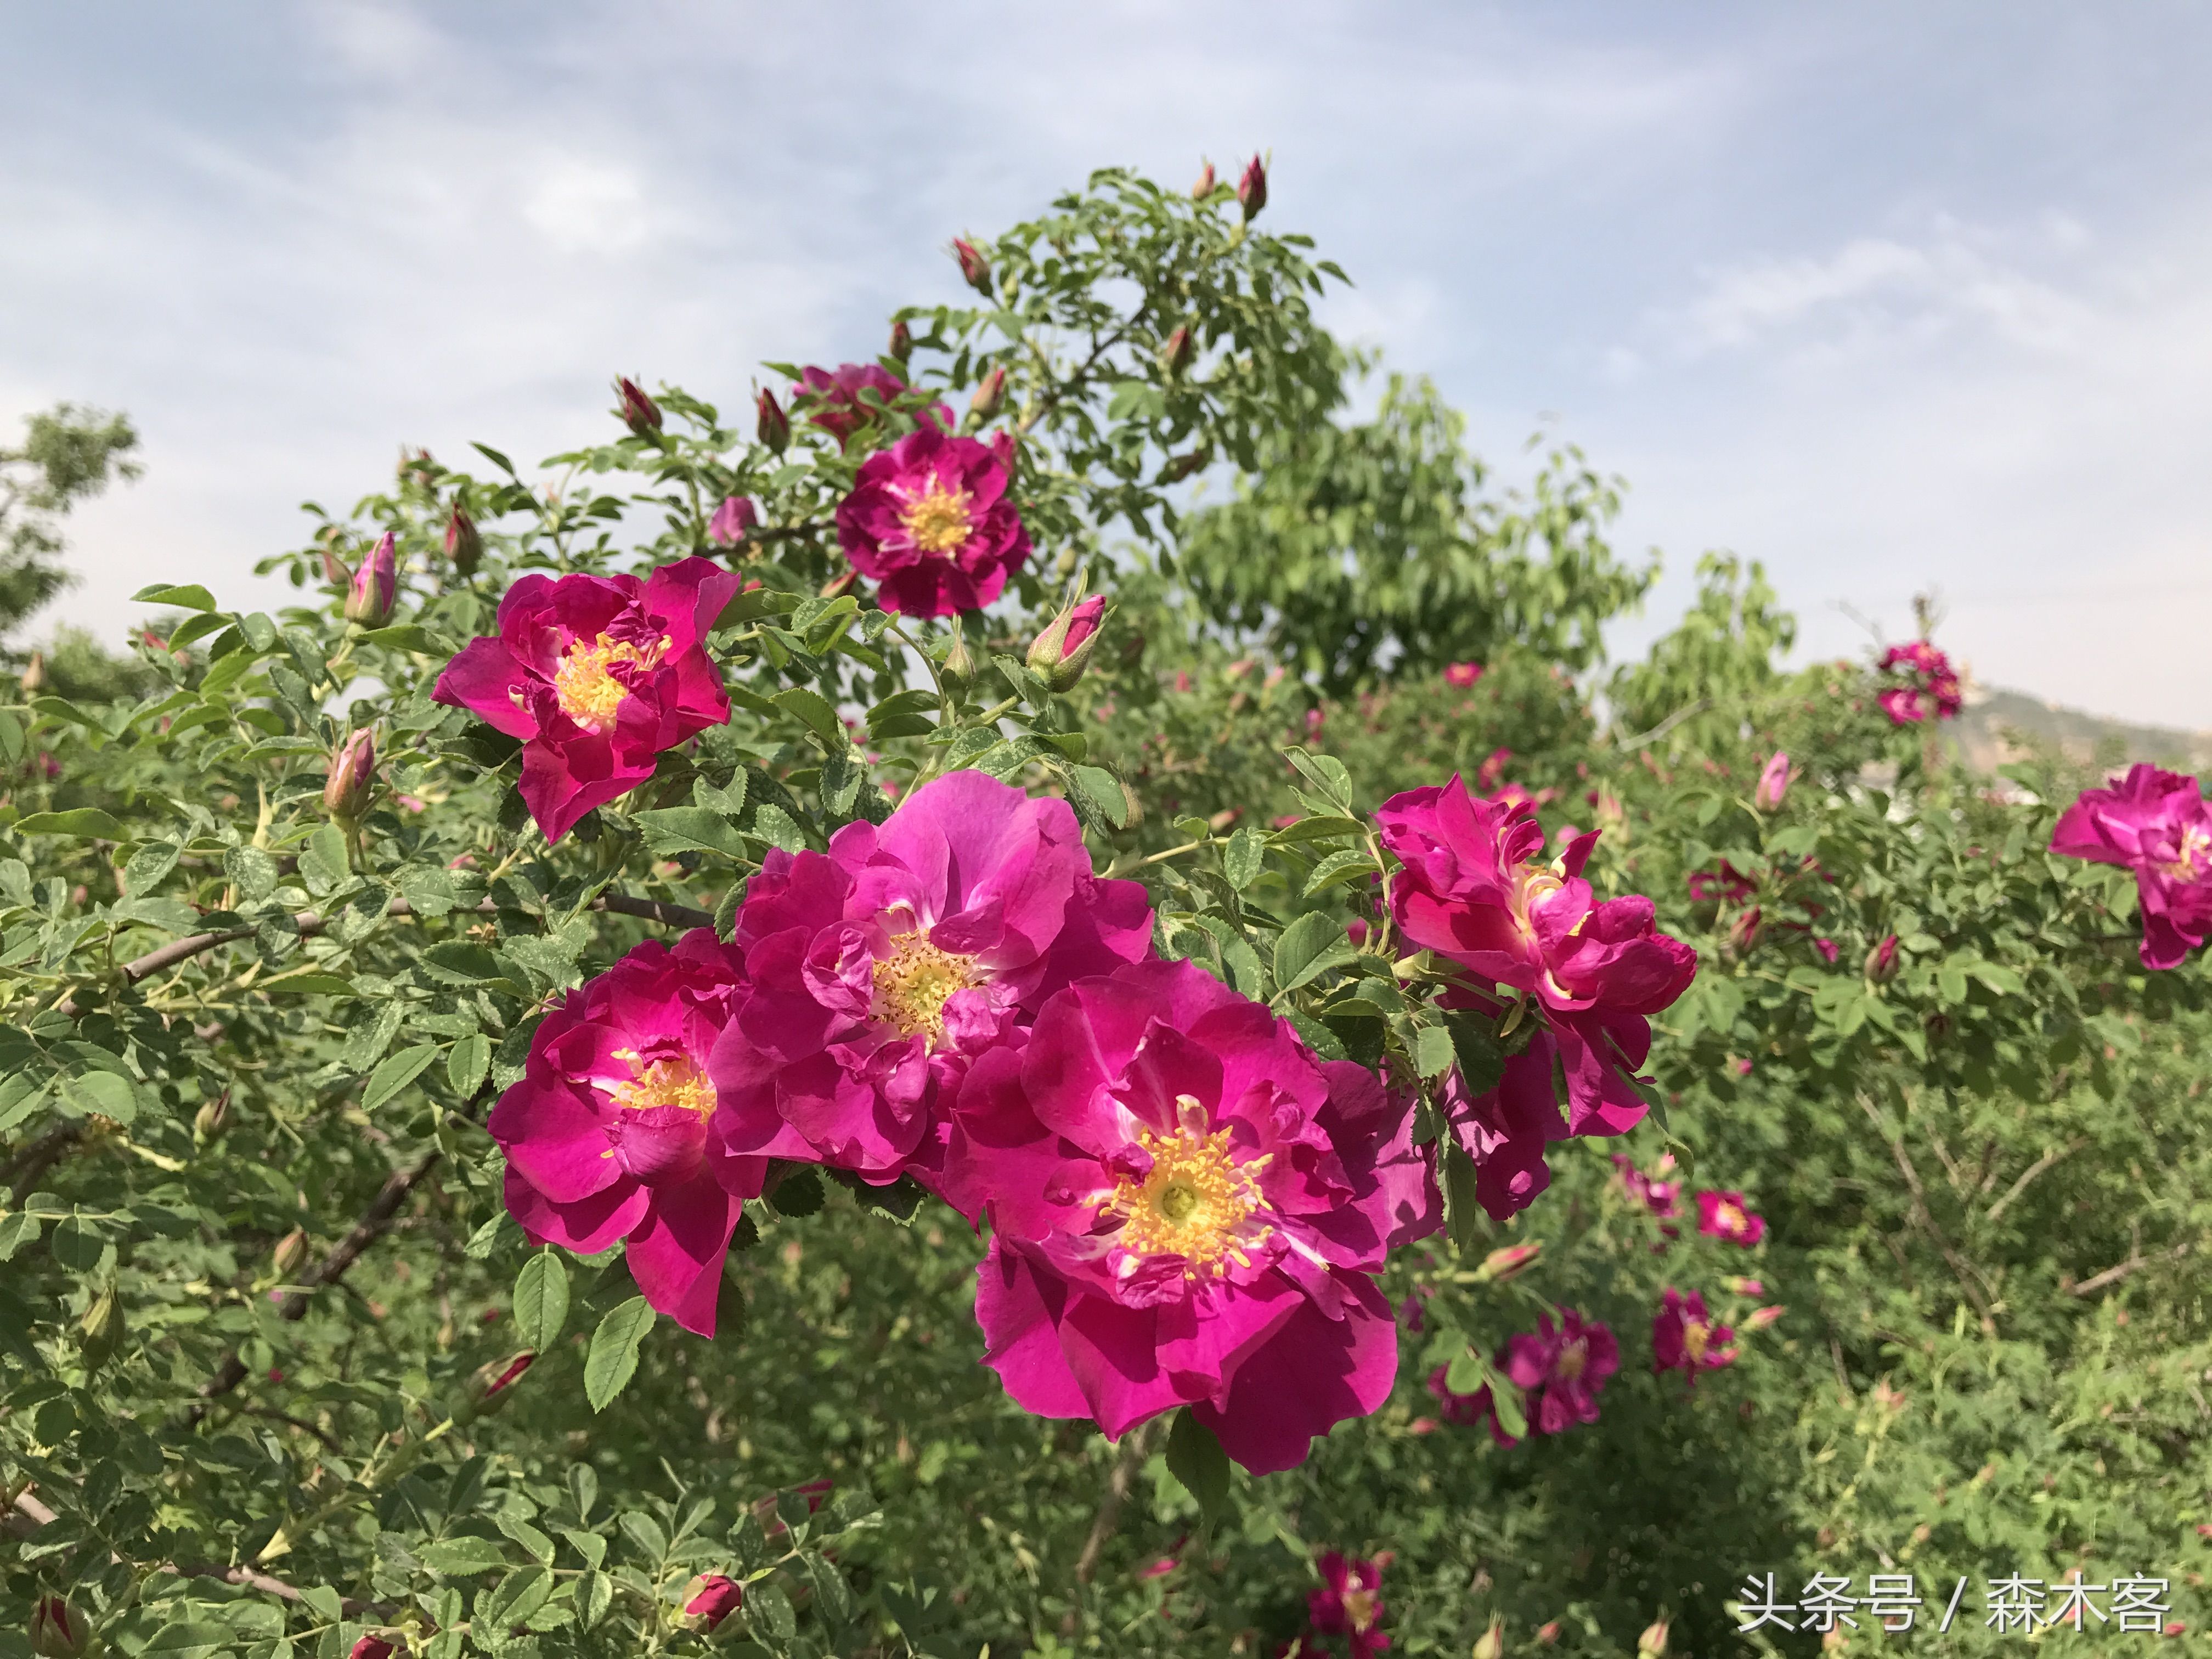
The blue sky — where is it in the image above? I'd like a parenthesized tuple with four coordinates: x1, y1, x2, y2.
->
(5, 2, 2210, 724)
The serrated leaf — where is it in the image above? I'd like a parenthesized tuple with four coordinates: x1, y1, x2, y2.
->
(360, 1042, 439, 1112)
(635, 806, 749, 860)
(417, 1536, 512, 1576)
(584, 1296, 654, 1411)
(448, 1032, 491, 1098)
(1413, 1025, 1455, 1079)
(14, 808, 126, 839)
(772, 686, 843, 742)
(1165, 1408, 1231, 1533)
(1273, 911, 1353, 992)
(1443, 1012, 1506, 1096)
(481, 1565, 554, 1629)
(132, 582, 218, 611)
(513, 1250, 570, 1350)
(1222, 825, 1265, 890)
(1067, 764, 1131, 829)
(358, 624, 444, 654)
(123, 839, 182, 895)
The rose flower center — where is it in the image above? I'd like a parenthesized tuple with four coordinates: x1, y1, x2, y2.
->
(1555, 1337, 1589, 1381)
(871, 930, 981, 1046)
(1716, 1200, 1747, 1234)
(607, 1051, 714, 1115)
(553, 632, 667, 732)
(1684, 1319, 1711, 1363)
(900, 479, 974, 555)
(1510, 861, 1566, 941)
(2163, 825, 2211, 882)
(1101, 1095, 1272, 1277)
(1341, 1588, 1379, 1632)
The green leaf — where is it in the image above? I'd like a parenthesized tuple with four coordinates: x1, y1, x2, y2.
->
(1413, 1025, 1455, 1080)
(480, 1565, 554, 1630)
(123, 839, 183, 895)
(1222, 825, 1265, 890)
(60, 1070, 139, 1124)
(140, 1622, 233, 1657)
(1443, 1012, 1507, 1096)
(513, 1250, 570, 1350)
(1273, 911, 1353, 992)
(417, 1536, 514, 1576)
(360, 1042, 440, 1112)
(13, 808, 126, 839)
(1067, 765, 1131, 829)
(634, 806, 749, 860)
(584, 1296, 654, 1411)
(358, 624, 444, 654)
(0, 1209, 43, 1262)
(1267, 814, 1367, 846)
(1164, 1408, 1231, 1533)
(132, 583, 218, 611)
(773, 686, 844, 742)
(448, 1032, 491, 1098)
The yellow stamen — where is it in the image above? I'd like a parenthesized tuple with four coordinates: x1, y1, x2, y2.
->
(553, 632, 668, 731)
(1341, 1588, 1379, 1632)
(1099, 1096, 1272, 1277)
(900, 478, 974, 554)
(606, 1049, 714, 1115)
(1555, 1337, 1589, 1381)
(871, 930, 981, 1046)
(1716, 1200, 1747, 1235)
(1684, 1320, 1711, 1363)
(2163, 825, 2211, 882)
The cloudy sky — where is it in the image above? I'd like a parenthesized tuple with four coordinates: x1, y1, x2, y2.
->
(5, 3, 2210, 724)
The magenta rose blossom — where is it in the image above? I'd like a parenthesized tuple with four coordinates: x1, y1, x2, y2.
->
(962, 958, 1438, 1474)
(1613, 1152, 1682, 1225)
(1696, 1188, 1766, 1245)
(2051, 763, 2212, 969)
(793, 362, 906, 445)
(1424, 1365, 1519, 1446)
(1378, 774, 1697, 1141)
(835, 425, 1031, 617)
(1878, 639, 1962, 725)
(1501, 1308, 1618, 1434)
(1443, 661, 1483, 689)
(1652, 1288, 1737, 1382)
(491, 930, 766, 1336)
(709, 769, 1151, 1184)
(432, 557, 738, 843)
(1308, 1552, 1389, 1657)
(1435, 1038, 1564, 1222)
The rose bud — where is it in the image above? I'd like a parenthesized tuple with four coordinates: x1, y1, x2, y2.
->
(78, 1284, 123, 1373)
(614, 375, 662, 435)
(271, 1227, 308, 1279)
(756, 387, 789, 453)
(1191, 159, 1216, 198)
(20, 650, 45, 694)
(1865, 933, 1900, 984)
(319, 538, 352, 589)
(1754, 749, 1792, 811)
(1475, 1240, 1543, 1283)
(681, 1575, 744, 1633)
(707, 496, 759, 548)
(1638, 1615, 1670, 1657)
(344, 532, 398, 627)
(968, 365, 1007, 424)
(324, 729, 377, 823)
(888, 319, 913, 364)
(1742, 1305, 1786, 1331)
(1725, 906, 1763, 957)
(953, 235, 993, 295)
(470, 1350, 535, 1414)
(444, 505, 482, 577)
(1472, 1615, 1505, 1659)
(29, 1596, 93, 1659)
(347, 1635, 398, 1659)
(1237, 153, 1267, 221)
(1536, 1621, 1562, 1646)
(1026, 595, 1105, 693)
(193, 1091, 231, 1143)
(1160, 324, 1194, 377)
(943, 628, 979, 690)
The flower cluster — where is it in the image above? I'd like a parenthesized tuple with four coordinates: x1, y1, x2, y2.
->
(1282, 1553, 1391, 1657)
(1877, 639, 1963, 725)
(2051, 763, 2212, 969)
(1378, 774, 1698, 1220)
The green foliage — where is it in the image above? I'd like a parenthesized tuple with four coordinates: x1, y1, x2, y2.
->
(0, 403, 141, 645)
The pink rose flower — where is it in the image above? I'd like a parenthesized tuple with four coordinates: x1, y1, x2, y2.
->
(709, 770, 1152, 1185)
(1878, 686, 1927, 725)
(432, 558, 738, 843)
(1813, 937, 1839, 964)
(1500, 1308, 1618, 1434)
(1754, 749, 1792, 811)
(1613, 1153, 1681, 1223)
(2051, 763, 2212, 969)
(682, 1575, 743, 1632)
(1308, 1553, 1387, 1656)
(962, 958, 1439, 1473)
(1696, 1189, 1766, 1246)
(708, 495, 758, 546)
(1436, 1037, 1564, 1222)
(793, 362, 907, 445)
(1688, 861, 1756, 904)
(1652, 1288, 1737, 1381)
(1424, 1365, 1520, 1445)
(1877, 640, 1962, 723)
(491, 930, 765, 1335)
(834, 426, 1032, 617)
(1376, 775, 1697, 1139)
(1443, 661, 1483, 689)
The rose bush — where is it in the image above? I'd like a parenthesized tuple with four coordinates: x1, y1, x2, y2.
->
(3, 162, 2209, 1658)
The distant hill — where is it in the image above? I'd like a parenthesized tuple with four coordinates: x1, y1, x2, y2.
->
(1949, 686, 2212, 775)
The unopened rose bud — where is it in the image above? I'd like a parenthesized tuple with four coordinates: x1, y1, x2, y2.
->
(819, 568, 857, 600)
(1725, 907, 1763, 957)
(1754, 749, 1792, 811)
(399, 448, 438, 488)
(1475, 1240, 1543, 1283)
(942, 628, 978, 690)
(20, 650, 44, 695)
(755, 387, 789, 453)
(1723, 1276, 1765, 1297)
(78, 1284, 123, 1373)
(1237, 154, 1268, 221)
(1637, 1615, 1669, 1657)
(1535, 1621, 1561, 1646)
(1742, 1305, 1786, 1331)
(347, 1635, 398, 1659)
(470, 1350, 535, 1414)
(271, 1227, 308, 1279)
(1191, 159, 1216, 198)
(1161, 324, 1194, 377)
(29, 1596, 93, 1658)
(319, 541, 351, 588)
(1472, 1614, 1506, 1659)
(888, 319, 913, 364)
(969, 365, 1007, 423)
(444, 505, 481, 577)
(193, 1091, 231, 1142)
(324, 729, 377, 823)
(1865, 933, 1900, 984)
(681, 1574, 744, 1633)
(345, 532, 398, 626)
(708, 495, 759, 548)
(614, 375, 662, 435)
(1026, 595, 1105, 693)
(953, 236, 993, 295)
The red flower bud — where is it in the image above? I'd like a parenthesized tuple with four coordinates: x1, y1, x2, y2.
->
(444, 505, 481, 577)
(1161, 324, 1194, 376)
(953, 236, 993, 295)
(1027, 595, 1105, 692)
(614, 375, 662, 435)
(708, 496, 759, 547)
(682, 1574, 744, 1632)
(348, 1637, 400, 1659)
(1237, 154, 1268, 221)
(29, 1596, 92, 1658)
(1865, 933, 1900, 984)
(1475, 1240, 1543, 1283)
(1725, 907, 1763, 956)
(324, 729, 377, 823)
(969, 365, 1007, 423)
(1638, 1616, 1671, 1657)
(1536, 1620, 1562, 1646)
(471, 1350, 535, 1413)
(345, 532, 397, 626)
(1191, 159, 1216, 198)
(888, 319, 913, 364)
(755, 387, 788, 453)
(1473, 1615, 1505, 1659)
